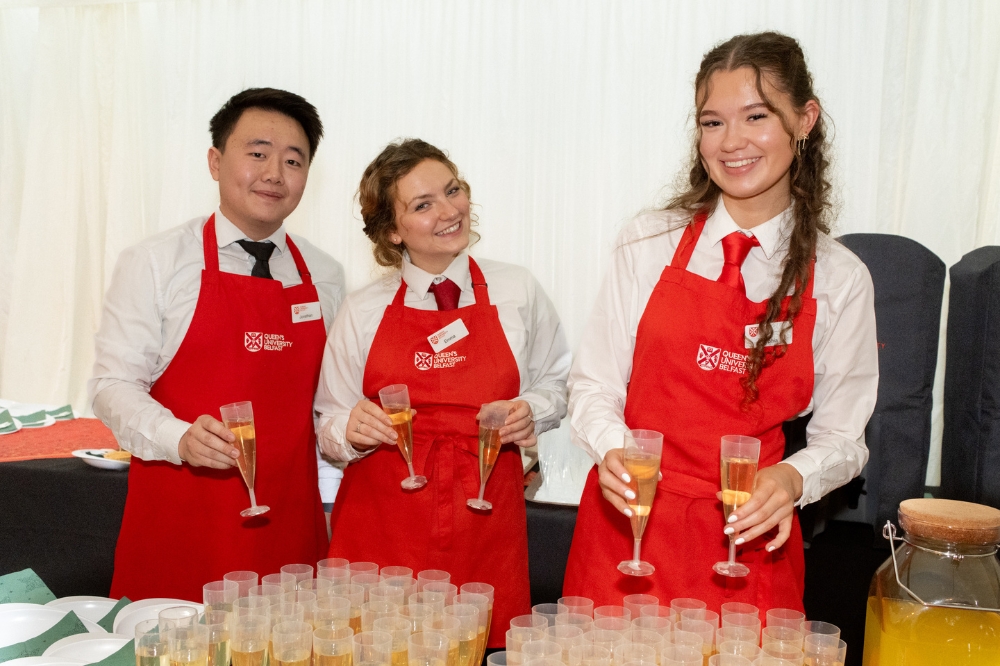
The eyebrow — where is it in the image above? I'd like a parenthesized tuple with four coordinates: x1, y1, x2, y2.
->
(700, 102, 769, 117)
(246, 138, 306, 159)
(405, 179, 459, 207)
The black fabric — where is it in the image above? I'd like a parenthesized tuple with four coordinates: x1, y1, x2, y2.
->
(236, 239, 276, 279)
(525, 500, 578, 606)
(0, 459, 127, 598)
(836, 234, 945, 531)
(941, 246, 1000, 508)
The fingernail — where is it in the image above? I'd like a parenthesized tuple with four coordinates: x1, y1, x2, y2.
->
(728, 514, 738, 523)
(624, 508, 633, 517)
(625, 490, 636, 500)
(735, 537, 745, 545)
(724, 527, 734, 535)
(621, 473, 631, 483)
(767, 546, 776, 552)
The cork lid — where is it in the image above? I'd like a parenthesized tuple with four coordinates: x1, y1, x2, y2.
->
(899, 498, 1000, 545)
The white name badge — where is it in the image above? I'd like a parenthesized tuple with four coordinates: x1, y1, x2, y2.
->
(428, 318, 470, 353)
(291, 301, 322, 323)
(745, 321, 792, 348)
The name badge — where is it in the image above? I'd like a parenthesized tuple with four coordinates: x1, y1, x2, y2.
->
(745, 321, 792, 348)
(428, 318, 470, 353)
(291, 301, 322, 323)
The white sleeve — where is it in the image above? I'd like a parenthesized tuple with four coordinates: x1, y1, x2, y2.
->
(314, 296, 374, 463)
(567, 242, 637, 464)
(781, 262, 878, 507)
(88, 245, 190, 464)
(515, 276, 571, 434)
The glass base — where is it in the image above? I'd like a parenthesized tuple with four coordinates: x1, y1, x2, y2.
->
(401, 475, 427, 490)
(240, 504, 270, 517)
(713, 560, 750, 577)
(618, 559, 655, 576)
(467, 498, 493, 511)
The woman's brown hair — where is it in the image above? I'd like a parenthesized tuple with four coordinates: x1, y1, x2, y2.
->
(666, 31, 832, 406)
(358, 139, 477, 270)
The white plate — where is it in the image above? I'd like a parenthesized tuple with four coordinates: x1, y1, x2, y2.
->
(19, 414, 56, 429)
(113, 599, 203, 635)
(71, 449, 130, 470)
(0, 606, 105, 648)
(44, 597, 117, 623)
(43, 634, 130, 660)
(4, 658, 86, 666)
(0, 418, 23, 435)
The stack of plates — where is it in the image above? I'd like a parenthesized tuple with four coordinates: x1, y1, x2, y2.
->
(44, 597, 118, 624)
(42, 634, 131, 661)
(0, 604, 105, 651)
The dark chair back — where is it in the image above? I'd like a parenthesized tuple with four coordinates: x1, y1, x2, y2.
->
(941, 246, 1000, 508)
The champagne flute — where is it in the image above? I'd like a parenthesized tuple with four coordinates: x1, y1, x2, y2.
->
(713, 435, 760, 577)
(467, 402, 507, 511)
(220, 401, 270, 517)
(379, 385, 426, 490)
(617, 429, 663, 576)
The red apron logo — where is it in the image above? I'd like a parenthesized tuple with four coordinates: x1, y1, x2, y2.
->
(747, 325, 758, 338)
(429, 334, 440, 345)
(245, 332, 264, 352)
(697, 344, 721, 371)
(414, 352, 434, 370)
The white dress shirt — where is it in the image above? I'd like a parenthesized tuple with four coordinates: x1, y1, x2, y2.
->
(315, 252, 571, 462)
(569, 200, 879, 507)
(88, 209, 346, 469)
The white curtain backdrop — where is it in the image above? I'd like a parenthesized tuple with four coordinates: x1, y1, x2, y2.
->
(1, 0, 999, 491)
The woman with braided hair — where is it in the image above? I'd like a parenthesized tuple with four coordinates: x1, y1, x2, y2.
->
(563, 32, 878, 611)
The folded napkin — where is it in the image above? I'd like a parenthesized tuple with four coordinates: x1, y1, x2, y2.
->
(97, 597, 131, 633)
(0, 568, 56, 604)
(87, 639, 134, 666)
(0, 410, 16, 434)
(46, 405, 75, 421)
(0, 610, 87, 662)
(15, 410, 47, 426)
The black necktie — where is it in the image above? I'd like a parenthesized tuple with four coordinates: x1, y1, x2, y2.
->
(236, 240, 276, 279)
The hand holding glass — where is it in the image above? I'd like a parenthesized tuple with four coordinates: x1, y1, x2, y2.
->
(379, 385, 426, 490)
(220, 401, 269, 517)
(618, 429, 663, 576)
(468, 403, 507, 511)
(713, 435, 760, 578)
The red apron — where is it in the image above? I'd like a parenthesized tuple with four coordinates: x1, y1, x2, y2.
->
(111, 215, 329, 602)
(328, 257, 530, 646)
(563, 213, 815, 613)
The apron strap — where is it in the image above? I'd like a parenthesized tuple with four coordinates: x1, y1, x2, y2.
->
(669, 211, 708, 270)
(202, 214, 220, 273)
(468, 257, 490, 306)
(285, 235, 313, 286)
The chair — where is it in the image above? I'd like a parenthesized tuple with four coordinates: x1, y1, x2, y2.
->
(941, 246, 1000, 508)
(799, 234, 945, 534)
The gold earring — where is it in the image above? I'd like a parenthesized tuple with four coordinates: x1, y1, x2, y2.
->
(795, 134, 809, 156)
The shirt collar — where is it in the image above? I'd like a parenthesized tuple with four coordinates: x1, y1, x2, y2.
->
(213, 207, 288, 255)
(703, 199, 792, 260)
(401, 252, 471, 299)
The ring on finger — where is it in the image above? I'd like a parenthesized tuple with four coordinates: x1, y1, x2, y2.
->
(356, 422, 362, 434)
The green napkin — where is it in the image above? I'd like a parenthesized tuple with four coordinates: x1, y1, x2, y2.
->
(0, 610, 87, 662)
(46, 405, 75, 421)
(15, 410, 46, 426)
(0, 410, 16, 434)
(0, 568, 56, 604)
(87, 639, 134, 666)
(96, 596, 131, 632)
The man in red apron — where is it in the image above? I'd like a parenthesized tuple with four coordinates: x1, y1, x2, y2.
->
(564, 212, 814, 611)
(90, 89, 342, 601)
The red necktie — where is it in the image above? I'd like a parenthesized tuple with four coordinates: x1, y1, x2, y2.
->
(428, 278, 461, 311)
(718, 232, 760, 296)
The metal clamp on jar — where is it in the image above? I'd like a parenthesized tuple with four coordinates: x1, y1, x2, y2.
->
(863, 498, 1000, 665)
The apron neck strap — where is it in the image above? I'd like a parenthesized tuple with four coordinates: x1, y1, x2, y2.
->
(202, 214, 220, 272)
(391, 255, 490, 308)
(671, 211, 708, 270)
(284, 235, 313, 285)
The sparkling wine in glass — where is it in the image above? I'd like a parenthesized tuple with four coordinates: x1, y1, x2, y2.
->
(617, 429, 663, 576)
(379, 384, 426, 490)
(220, 401, 269, 517)
(713, 435, 761, 577)
(467, 403, 507, 511)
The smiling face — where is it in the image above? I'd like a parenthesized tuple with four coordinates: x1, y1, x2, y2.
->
(208, 108, 311, 240)
(698, 67, 818, 228)
(390, 159, 472, 274)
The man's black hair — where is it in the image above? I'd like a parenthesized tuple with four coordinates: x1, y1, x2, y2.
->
(210, 88, 323, 162)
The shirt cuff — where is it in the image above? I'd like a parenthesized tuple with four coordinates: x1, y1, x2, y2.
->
(778, 455, 823, 507)
(155, 417, 192, 465)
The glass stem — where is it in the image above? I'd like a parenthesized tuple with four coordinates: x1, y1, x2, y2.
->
(407, 462, 417, 478)
(478, 483, 486, 501)
(728, 532, 738, 564)
(248, 487, 258, 508)
(633, 538, 642, 563)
